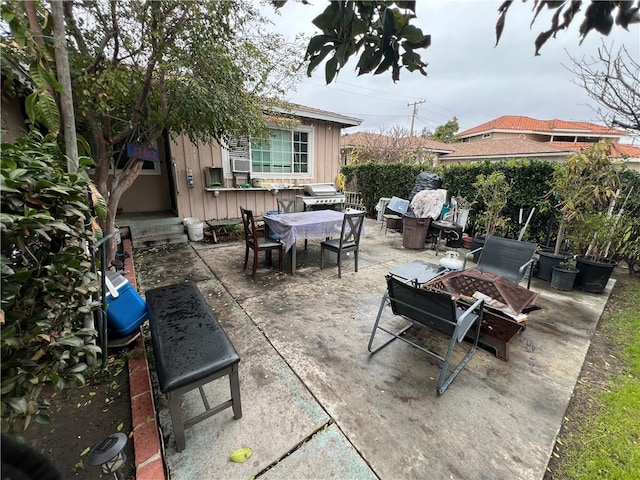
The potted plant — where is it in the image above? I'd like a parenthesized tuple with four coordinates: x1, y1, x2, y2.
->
(470, 171, 511, 261)
(551, 257, 579, 291)
(549, 142, 622, 293)
(536, 246, 568, 282)
(566, 211, 626, 293)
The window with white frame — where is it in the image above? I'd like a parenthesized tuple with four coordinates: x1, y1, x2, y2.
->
(227, 126, 313, 176)
(252, 127, 313, 175)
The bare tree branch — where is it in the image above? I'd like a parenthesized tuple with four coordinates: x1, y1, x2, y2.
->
(565, 40, 640, 134)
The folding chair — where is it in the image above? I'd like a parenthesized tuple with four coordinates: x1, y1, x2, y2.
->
(368, 275, 484, 395)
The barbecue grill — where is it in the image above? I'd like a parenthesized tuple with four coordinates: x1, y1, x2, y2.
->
(297, 184, 345, 211)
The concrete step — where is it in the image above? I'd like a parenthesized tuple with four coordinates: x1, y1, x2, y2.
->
(133, 233, 189, 249)
(130, 223, 187, 240)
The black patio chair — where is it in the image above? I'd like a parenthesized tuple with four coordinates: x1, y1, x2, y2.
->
(463, 235, 537, 289)
(240, 207, 283, 277)
(368, 275, 484, 395)
(320, 210, 366, 278)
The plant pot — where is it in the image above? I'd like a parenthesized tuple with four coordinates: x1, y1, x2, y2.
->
(462, 233, 473, 249)
(536, 251, 568, 282)
(574, 257, 617, 294)
(551, 265, 579, 291)
(470, 236, 485, 262)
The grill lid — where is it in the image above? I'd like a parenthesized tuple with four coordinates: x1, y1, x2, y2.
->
(304, 183, 338, 197)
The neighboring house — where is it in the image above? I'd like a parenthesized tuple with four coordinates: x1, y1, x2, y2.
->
(340, 132, 452, 164)
(119, 103, 362, 220)
(456, 115, 628, 144)
(449, 115, 640, 171)
(438, 138, 574, 163)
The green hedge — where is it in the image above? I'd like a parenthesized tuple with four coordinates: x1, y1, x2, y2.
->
(342, 159, 559, 244)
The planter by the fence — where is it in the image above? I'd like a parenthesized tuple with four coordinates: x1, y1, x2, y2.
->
(536, 251, 568, 282)
(574, 257, 617, 294)
(551, 265, 579, 291)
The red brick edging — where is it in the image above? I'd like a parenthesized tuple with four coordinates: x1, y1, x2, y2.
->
(122, 239, 166, 480)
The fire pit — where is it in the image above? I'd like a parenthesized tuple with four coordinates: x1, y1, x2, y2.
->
(423, 269, 540, 361)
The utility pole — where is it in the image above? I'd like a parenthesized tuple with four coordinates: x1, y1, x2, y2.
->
(407, 100, 425, 136)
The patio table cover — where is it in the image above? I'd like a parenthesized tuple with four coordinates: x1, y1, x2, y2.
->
(263, 210, 345, 252)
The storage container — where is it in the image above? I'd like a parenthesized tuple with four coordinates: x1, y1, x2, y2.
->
(105, 272, 147, 336)
(402, 215, 430, 249)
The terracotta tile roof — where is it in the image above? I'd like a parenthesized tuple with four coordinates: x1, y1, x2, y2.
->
(457, 115, 628, 138)
(440, 138, 573, 159)
(340, 133, 454, 152)
(549, 142, 640, 158)
(612, 143, 640, 158)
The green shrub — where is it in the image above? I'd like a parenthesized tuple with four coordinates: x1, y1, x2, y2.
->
(342, 159, 557, 242)
(1, 132, 101, 433)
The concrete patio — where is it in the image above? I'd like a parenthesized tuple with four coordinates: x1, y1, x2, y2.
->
(134, 217, 613, 479)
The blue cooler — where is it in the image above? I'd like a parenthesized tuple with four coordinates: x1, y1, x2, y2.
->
(105, 272, 147, 336)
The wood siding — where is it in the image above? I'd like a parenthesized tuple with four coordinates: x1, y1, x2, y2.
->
(170, 119, 345, 220)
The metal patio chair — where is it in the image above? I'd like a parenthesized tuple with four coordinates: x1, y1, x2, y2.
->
(320, 210, 366, 278)
(368, 275, 484, 395)
(463, 235, 537, 289)
(381, 196, 410, 234)
(240, 207, 283, 277)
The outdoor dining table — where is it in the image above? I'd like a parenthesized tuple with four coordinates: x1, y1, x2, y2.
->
(263, 210, 345, 275)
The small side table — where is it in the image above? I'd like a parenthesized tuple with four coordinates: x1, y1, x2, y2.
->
(430, 220, 462, 255)
(388, 260, 446, 286)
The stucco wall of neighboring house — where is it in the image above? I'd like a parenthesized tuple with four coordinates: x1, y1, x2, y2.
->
(170, 118, 344, 220)
(464, 132, 550, 142)
(1, 97, 28, 142)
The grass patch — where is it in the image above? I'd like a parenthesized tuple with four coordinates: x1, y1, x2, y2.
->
(552, 276, 640, 479)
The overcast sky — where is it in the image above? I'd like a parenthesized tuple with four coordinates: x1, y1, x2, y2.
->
(263, 1, 640, 137)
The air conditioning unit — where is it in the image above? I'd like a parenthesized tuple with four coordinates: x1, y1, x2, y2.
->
(232, 158, 251, 172)
(227, 137, 251, 172)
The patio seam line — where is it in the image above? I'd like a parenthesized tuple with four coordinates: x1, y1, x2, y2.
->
(122, 238, 166, 480)
(192, 245, 379, 478)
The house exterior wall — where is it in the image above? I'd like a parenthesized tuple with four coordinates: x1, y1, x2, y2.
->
(118, 169, 173, 213)
(1, 97, 27, 142)
(115, 138, 173, 214)
(170, 119, 344, 220)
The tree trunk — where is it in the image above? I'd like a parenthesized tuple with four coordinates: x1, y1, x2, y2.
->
(101, 161, 144, 263)
(554, 221, 566, 255)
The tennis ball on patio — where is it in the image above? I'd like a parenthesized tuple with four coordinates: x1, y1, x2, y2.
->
(230, 447, 252, 463)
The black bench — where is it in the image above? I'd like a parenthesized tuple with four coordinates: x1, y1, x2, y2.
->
(146, 282, 242, 452)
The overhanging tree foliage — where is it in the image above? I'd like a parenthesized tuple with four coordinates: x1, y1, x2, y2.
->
(280, 0, 639, 83)
(2, 0, 305, 262)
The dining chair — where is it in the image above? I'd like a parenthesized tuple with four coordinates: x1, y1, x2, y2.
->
(277, 197, 308, 248)
(240, 207, 283, 277)
(277, 198, 297, 213)
(320, 210, 366, 278)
